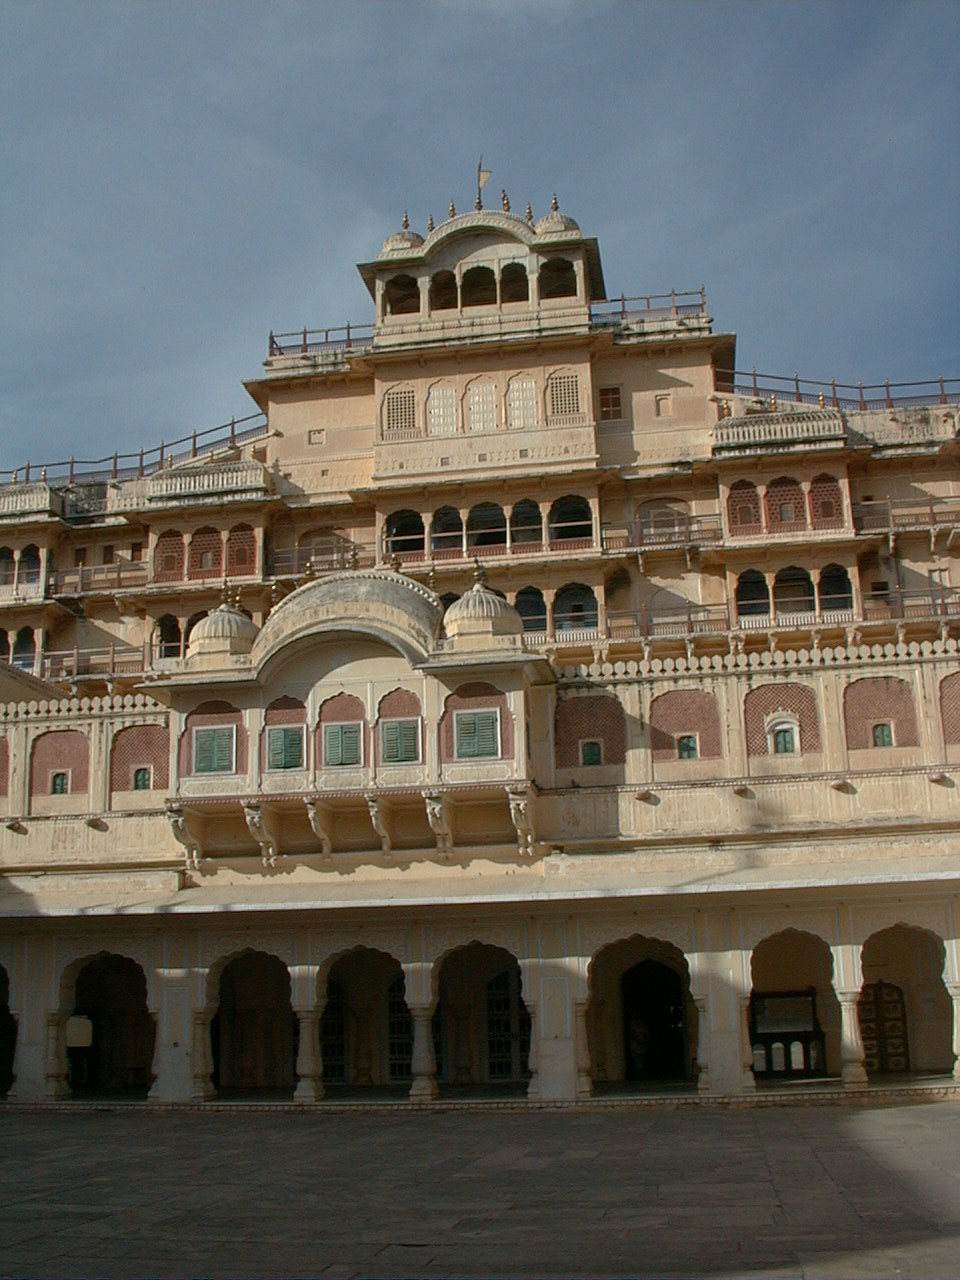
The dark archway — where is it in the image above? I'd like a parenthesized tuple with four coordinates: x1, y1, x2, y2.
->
(736, 570, 770, 619)
(429, 271, 457, 311)
(466, 503, 507, 551)
(211, 951, 296, 1097)
(859, 926, 954, 1076)
(539, 257, 577, 299)
(67, 954, 155, 1098)
(385, 274, 419, 316)
(461, 265, 497, 307)
(500, 262, 529, 303)
(319, 948, 410, 1094)
(432, 943, 531, 1093)
(621, 961, 685, 1080)
(750, 930, 840, 1078)
(431, 506, 463, 558)
(385, 509, 425, 559)
(0, 966, 16, 1096)
(156, 614, 182, 659)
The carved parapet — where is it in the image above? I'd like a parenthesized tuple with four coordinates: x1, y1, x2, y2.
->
(421, 789, 453, 858)
(506, 783, 536, 857)
(304, 797, 333, 859)
(166, 803, 203, 871)
(365, 794, 392, 856)
(242, 800, 280, 867)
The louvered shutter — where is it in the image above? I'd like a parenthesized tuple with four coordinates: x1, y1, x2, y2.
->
(212, 727, 234, 772)
(399, 719, 418, 761)
(382, 720, 401, 763)
(268, 727, 286, 770)
(195, 726, 234, 774)
(457, 714, 478, 758)
(268, 727, 303, 770)
(475, 712, 498, 757)
(340, 723, 361, 765)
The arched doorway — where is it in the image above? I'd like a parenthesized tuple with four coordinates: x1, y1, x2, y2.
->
(66, 954, 155, 1098)
(0, 965, 16, 1096)
(587, 936, 697, 1090)
(211, 951, 296, 1097)
(432, 943, 530, 1094)
(318, 948, 411, 1094)
(859, 926, 954, 1076)
(750, 929, 840, 1078)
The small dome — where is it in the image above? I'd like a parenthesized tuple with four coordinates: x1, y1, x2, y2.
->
(535, 194, 579, 236)
(187, 604, 258, 656)
(444, 582, 523, 639)
(379, 214, 425, 256)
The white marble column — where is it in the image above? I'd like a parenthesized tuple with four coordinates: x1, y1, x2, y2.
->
(837, 988, 868, 1085)
(294, 1009, 323, 1101)
(191, 1010, 215, 1101)
(44, 1012, 69, 1100)
(408, 1006, 438, 1100)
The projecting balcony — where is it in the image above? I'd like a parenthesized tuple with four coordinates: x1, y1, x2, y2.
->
(50, 561, 151, 596)
(712, 409, 846, 454)
(853, 497, 960, 536)
(602, 514, 723, 554)
(147, 460, 270, 505)
(0, 483, 63, 521)
(0, 576, 45, 603)
(42, 644, 148, 684)
(267, 540, 377, 578)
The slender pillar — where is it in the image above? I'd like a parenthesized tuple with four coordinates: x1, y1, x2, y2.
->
(739, 995, 757, 1092)
(294, 1009, 323, 1101)
(408, 1006, 438, 1100)
(574, 999, 593, 1099)
(837, 988, 868, 1085)
(947, 983, 960, 1081)
(44, 1012, 69, 1100)
(694, 996, 710, 1093)
(524, 1002, 540, 1100)
(191, 1009, 216, 1101)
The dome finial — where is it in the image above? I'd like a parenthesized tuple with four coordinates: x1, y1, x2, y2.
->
(501, 189, 510, 213)
(551, 192, 559, 212)
(525, 202, 533, 224)
(221, 576, 230, 606)
(449, 199, 456, 218)
(402, 210, 409, 230)
(472, 558, 487, 585)
(427, 212, 435, 232)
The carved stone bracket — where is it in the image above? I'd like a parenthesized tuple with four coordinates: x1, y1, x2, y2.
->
(304, 797, 333, 859)
(166, 803, 203, 871)
(506, 783, 536, 857)
(421, 789, 453, 858)
(365, 794, 392, 856)
(242, 800, 280, 868)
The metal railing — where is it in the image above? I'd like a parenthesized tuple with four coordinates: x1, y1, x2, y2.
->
(602, 514, 723, 552)
(0, 413, 268, 488)
(42, 644, 148, 682)
(590, 289, 708, 327)
(853, 496, 960, 533)
(386, 517, 596, 563)
(716, 370, 959, 412)
(267, 542, 376, 577)
(50, 561, 150, 595)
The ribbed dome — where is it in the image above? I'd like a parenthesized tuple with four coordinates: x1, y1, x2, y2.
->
(535, 195, 579, 236)
(379, 226, 425, 256)
(187, 604, 259, 656)
(444, 582, 523, 638)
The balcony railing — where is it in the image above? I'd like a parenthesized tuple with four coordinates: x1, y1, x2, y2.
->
(602, 514, 723, 552)
(713, 410, 846, 453)
(0, 413, 268, 489)
(386, 518, 596, 565)
(42, 644, 148, 682)
(148, 460, 270, 504)
(716, 370, 959, 412)
(267, 541, 376, 577)
(853, 496, 960, 534)
(0, 577, 45, 602)
(50, 561, 150, 595)
(590, 289, 708, 329)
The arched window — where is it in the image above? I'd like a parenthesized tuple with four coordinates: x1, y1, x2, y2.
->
(20, 545, 41, 584)
(773, 567, 815, 617)
(549, 495, 592, 545)
(554, 583, 598, 631)
(156, 615, 181, 660)
(514, 587, 547, 632)
(506, 376, 538, 430)
(539, 257, 576, 299)
(466, 503, 506, 552)
(510, 500, 542, 548)
(461, 265, 496, 307)
(153, 530, 185, 583)
(466, 381, 497, 433)
(727, 481, 761, 535)
(819, 564, 853, 612)
(384, 274, 419, 316)
(226, 524, 255, 577)
(12, 626, 35, 671)
(810, 474, 843, 528)
(382, 386, 416, 438)
(426, 383, 457, 436)
(736, 570, 770, 618)
(188, 527, 222, 581)
(429, 271, 457, 311)
(500, 262, 529, 303)
(385, 510, 425, 559)
(764, 477, 806, 532)
(546, 371, 580, 420)
(744, 684, 821, 756)
(0, 548, 13, 585)
(431, 507, 463, 558)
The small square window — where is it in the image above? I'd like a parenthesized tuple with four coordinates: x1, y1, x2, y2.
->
(872, 722, 893, 748)
(773, 727, 796, 755)
(677, 735, 698, 760)
(193, 726, 236, 775)
(267, 726, 305, 770)
(455, 710, 500, 759)
(132, 766, 152, 791)
(50, 771, 69, 795)
(130, 542, 143, 562)
(324, 722, 362, 767)
(598, 387, 622, 421)
(103, 544, 115, 566)
(381, 718, 420, 764)
(580, 739, 603, 766)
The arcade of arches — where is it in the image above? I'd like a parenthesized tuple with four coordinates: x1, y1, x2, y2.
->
(3, 920, 957, 1102)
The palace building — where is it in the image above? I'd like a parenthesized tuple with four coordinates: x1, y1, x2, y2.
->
(0, 195, 958, 1103)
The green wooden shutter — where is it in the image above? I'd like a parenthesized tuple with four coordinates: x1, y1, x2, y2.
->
(382, 720, 401, 763)
(457, 714, 478, 758)
(324, 723, 342, 766)
(398, 719, 418, 761)
(212, 727, 234, 772)
(268, 727, 285, 770)
(475, 711, 498, 757)
(194, 728, 216, 773)
(269, 727, 303, 770)
(340, 723, 361, 765)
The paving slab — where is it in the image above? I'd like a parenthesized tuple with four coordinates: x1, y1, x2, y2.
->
(1, 1099, 958, 1277)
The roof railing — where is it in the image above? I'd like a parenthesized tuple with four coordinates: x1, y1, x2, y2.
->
(0, 412, 268, 488)
(716, 370, 959, 412)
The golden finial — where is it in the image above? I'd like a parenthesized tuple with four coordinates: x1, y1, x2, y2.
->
(501, 190, 510, 212)
(427, 213, 434, 232)
(41, 466, 47, 481)
(350, 545, 359, 569)
(232, 586, 242, 609)
(402, 210, 409, 230)
(551, 192, 559, 212)
(472, 558, 487, 585)
(771, 395, 778, 412)
(449, 200, 456, 218)
(303, 559, 315, 580)
(475, 191, 482, 211)
(525, 202, 533, 224)
(390, 552, 402, 573)
(427, 566, 437, 592)
(818, 391, 825, 408)
(221, 577, 230, 606)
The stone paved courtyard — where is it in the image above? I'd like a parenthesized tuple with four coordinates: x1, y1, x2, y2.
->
(1, 1099, 958, 1278)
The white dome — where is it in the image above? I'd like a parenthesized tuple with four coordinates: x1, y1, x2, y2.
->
(379, 226, 424, 256)
(444, 582, 523, 638)
(535, 209, 580, 235)
(187, 604, 258, 656)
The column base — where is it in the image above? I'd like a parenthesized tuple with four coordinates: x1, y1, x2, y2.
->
(294, 1077, 324, 1102)
(841, 1063, 868, 1086)
(408, 1074, 438, 1100)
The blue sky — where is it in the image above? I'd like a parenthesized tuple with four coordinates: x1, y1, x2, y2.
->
(1, 0, 957, 473)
